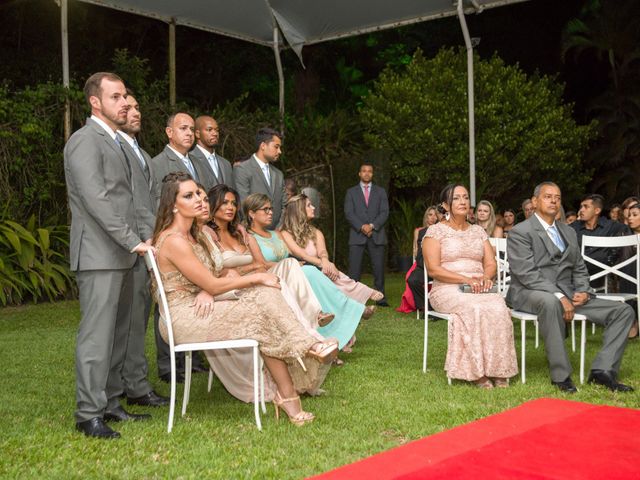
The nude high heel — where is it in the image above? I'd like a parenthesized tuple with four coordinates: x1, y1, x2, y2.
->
(307, 341, 339, 364)
(317, 312, 335, 327)
(370, 290, 384, 302)
(273, 391, 315, 426)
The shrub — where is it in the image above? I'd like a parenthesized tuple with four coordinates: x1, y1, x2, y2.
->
(360, 48, 597, 208)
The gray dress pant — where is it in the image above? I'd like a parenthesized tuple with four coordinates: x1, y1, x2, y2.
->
(517, 291, 634, 382)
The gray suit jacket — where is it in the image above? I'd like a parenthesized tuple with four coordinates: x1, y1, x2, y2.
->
(233, 157, 286, 227)
(344, 183, 389, 245)
(117, 134, 158, 241)
(506, 215, 594, 309)
(64, 118, 141, 271)
(189, 145, 235, 191)
(150, 145, 213, 203)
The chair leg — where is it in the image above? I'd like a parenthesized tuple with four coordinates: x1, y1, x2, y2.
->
(591, 322, 595, 335)
(535, 320, 539, 349)
(182, 351, 192, 417)
(521, 319, 526, 384)
(571, 320, 576, 352)
(252, 345, 262, 431)
(422, 313, 429, 373)
(168, 354, 177, 433)
(259, 357, 266, 414)
(580, 320, 586, 384)
(447, 376, 452, 386)
(207, 368, 213, 393)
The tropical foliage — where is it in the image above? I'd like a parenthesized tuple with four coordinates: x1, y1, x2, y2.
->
(360, 48, 597, 208)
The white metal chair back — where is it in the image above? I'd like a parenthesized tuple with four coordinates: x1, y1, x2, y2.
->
(490, 237, 510, 296)
(145, 251, 263, 432)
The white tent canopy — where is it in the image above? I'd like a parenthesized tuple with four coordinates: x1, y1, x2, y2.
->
(59, 0, 530, 205)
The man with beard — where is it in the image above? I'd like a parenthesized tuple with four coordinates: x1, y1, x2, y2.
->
(64, 73, 154, 439)
(234, 127, 286, 228)
(190, 115, 235, 190)
(116, 94, 168, 408)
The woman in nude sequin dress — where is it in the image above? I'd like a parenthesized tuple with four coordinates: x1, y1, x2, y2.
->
(423, 184, 517, 388)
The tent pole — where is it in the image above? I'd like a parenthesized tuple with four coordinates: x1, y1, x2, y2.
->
(169, 18, 176, 108)
(456, 0, 476, 207)
(61, 0, 71, 141)
(272, 25, 285, 134)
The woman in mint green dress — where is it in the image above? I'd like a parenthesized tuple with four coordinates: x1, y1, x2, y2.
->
(244, 193, 365, 350)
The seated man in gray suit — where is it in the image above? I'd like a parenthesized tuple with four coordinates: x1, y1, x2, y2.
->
(150, 112, 213, 202)
(233, 128, 286, 228)
(116, 93, 168, 408)
(64, 72, 154, 439)
(190, 115, 235, 190)
(507, 181, 634, 393)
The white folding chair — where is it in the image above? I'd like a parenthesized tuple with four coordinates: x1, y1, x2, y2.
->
(145, 251, 264, 432)
(496, 238, 587, 383)
(422, 263, 451, 384)
(580, 234, 640, 336)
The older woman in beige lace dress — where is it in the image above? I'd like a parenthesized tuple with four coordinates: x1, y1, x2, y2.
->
(423, 184, 517, 388)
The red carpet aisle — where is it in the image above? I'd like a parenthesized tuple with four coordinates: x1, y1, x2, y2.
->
(311, 399, 640, 479)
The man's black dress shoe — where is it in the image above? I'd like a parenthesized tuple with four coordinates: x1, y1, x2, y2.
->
(376, 299, 390, 307)
(159, 372, 184, 384)
(191, 364, 209, 374)
(76, 417, 121, 439)
(588, 369, 634, 392)
(127, 390, 170, 407)
(103, 406, 152, 423)
(552, 377, 578, 393)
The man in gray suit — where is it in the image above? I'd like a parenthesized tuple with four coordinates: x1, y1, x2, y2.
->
(344, 163, 389, 305)
(190, 115, 235, 191)
(233, 128, 286, 228)
(507, 181, 634, 393)
(64, 72, 153, 439)
(150, 112, 208, 382)
(150, 112, 213, 200)
(116, 93, 168, 408)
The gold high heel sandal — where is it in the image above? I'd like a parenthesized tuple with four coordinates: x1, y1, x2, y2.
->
(307, 341, 339, 364)
(273, 392, 315, 426)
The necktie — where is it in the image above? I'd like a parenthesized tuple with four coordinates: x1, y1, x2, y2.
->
(262, 164, 271, 187)
(548, 225, 566, 252)
(183, 156, 198, 181)
(114, 135, 132, 179)
(208, 153, 220, 180)
(364, 184, 370, 206)
(133, 139, 150, 181)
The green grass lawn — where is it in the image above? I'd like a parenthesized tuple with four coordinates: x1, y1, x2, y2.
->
(1, 273, 639, 479)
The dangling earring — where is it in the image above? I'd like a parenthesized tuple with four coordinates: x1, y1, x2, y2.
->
(445, 211, 450, 221)
(172, 207, 178, 213)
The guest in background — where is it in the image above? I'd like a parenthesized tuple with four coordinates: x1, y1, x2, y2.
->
(475, 200, 503, 238)
(556, 204, 567, 223)
(622, 197, 640, 225)
(424, 184, 517, 388)
(495, 212, 505, 228)
(413, 206, 438, 260)
(190, 115, 235, 190)
(344, 162, 389, 306)
(620, 204, 640, 338)
(284, 177, 298, 201)
(522, 199, 535, 220)
(467, 205, 476, 224)
(502, 209, 516, 237)
(565, 210, 577, 224)
(609, 204, 622, 223)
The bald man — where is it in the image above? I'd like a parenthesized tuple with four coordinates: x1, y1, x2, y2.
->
(190, 116, 235, 191)
(150, 112, 214, 201)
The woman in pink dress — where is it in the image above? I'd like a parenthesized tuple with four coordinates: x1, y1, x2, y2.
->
(280, 194, 380, 316)
(423, 184, 518, 388)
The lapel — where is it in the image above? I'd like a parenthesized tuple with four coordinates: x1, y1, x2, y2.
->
(88, 118, 131, 185)
(140, 147, 154, 192)
(164, 146, 187, 173)
(531, 215, 564, 259)
(555, 221, 574, 261)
